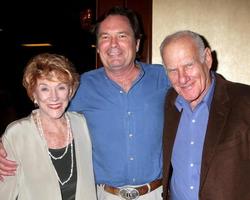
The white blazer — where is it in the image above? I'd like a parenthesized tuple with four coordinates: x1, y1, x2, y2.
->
(0, 111, 97, 200)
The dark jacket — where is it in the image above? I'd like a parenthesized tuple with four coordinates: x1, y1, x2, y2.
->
(162, 74, 250, 200)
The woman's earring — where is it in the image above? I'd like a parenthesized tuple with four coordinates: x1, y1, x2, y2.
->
(34, 99, 39, 108)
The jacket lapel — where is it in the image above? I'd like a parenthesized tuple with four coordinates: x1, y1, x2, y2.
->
(199, 75, 231, 190)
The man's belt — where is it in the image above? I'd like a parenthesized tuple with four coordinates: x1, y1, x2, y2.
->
(103, 179, 162, 200)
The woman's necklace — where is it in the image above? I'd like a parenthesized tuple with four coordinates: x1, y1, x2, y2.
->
(35, 110, 74, 185)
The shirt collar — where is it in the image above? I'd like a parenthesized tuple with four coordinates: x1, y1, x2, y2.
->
(102, 61, 145, 80)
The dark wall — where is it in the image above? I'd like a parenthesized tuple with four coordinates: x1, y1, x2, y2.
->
(0, 1, 96, 134)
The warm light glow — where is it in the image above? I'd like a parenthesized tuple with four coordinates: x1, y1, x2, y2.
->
(21, 43, 52, 47)
(80, 8, 93, 30)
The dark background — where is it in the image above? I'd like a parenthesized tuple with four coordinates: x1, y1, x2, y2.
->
(0, 0, 97, 133)
(0, 0, 153, 134)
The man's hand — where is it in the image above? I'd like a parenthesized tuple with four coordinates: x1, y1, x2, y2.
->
(0, 141, 17, 181)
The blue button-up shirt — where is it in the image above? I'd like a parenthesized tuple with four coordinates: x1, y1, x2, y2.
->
(69, 62, 170, 186)
(170, 76, 215, 200)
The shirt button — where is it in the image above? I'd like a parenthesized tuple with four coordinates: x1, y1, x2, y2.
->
(119, 90, 123, 93)
(130, 157, 134, 161)
(128, 111, 131, 115)
(133, 178, 136, 182)
(190, 163, 194, 167)
(190, 186, 194, 190)
(190, 141, 194, 145)
(192, 119, 196, 123)
(129, 133, 133, 138)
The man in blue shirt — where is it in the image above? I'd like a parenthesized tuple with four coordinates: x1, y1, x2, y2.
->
(160, 30, 250, 200)
(0, 6, 171, 200)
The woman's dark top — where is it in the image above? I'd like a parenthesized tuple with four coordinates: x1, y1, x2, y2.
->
(50, 140, 77, 200)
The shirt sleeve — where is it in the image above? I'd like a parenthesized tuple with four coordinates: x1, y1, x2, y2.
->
(68, 74, 86, 113)
(0, 134, 19, 200)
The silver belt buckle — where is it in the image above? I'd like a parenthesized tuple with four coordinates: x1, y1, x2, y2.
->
(119, 187, 139, 200)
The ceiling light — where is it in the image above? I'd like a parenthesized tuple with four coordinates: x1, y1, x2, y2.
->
(21, 43, 52, 47)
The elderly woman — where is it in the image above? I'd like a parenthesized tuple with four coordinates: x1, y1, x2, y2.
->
(0, 53, 97, 200)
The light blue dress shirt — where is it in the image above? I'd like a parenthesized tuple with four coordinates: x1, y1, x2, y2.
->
(69, 62, 171, 186)
(170, 76, 215, 200)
